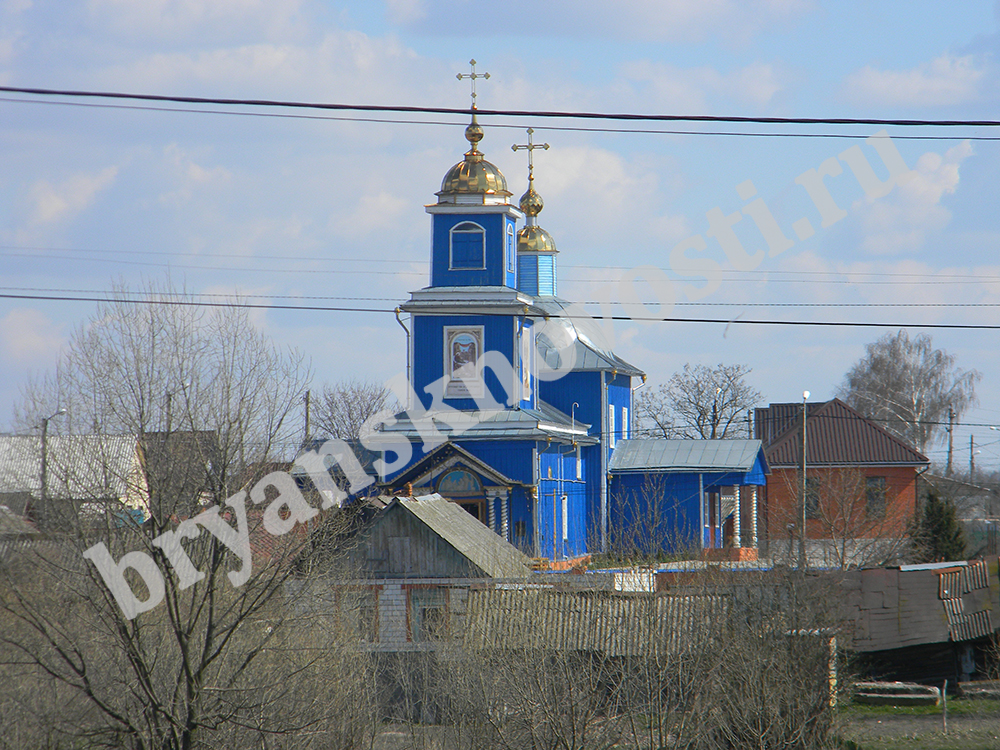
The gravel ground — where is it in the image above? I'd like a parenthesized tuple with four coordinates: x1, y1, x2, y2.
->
(838, 708, 1000, 749)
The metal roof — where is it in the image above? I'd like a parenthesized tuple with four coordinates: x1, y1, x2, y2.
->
(465, 587, 723, 656)
(533, 298, 645, 377)
(609, 439, 766, 473)
(761, 399, 929, 467)
(394, 494, 532, 578)
(0, 434, 142, 500)
(376, 399, 597, 445)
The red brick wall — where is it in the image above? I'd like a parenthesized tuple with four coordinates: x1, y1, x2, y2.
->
(764, 465, 917, 542)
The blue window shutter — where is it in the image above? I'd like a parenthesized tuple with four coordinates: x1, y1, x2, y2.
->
(451, 224, 484, 268)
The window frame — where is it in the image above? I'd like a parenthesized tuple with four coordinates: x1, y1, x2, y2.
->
(866, 476, 887, 519)
(449, 221, 487, 270)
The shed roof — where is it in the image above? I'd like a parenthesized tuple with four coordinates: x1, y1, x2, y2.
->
(0, 434, 143, 500)
(609, 439, 767, 473)
(761, 399, 929, 468)
(391, 494, 532, 578)
(465, 587, 722, 656)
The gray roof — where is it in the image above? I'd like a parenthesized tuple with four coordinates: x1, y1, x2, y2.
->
(465, 587, 723, 656)
(377, 399, 597, 444)
(395, 494, 532, 578)
(533, 298, 644, 377)
(609, 439, 765, 473)
(0, 434, 142, 500)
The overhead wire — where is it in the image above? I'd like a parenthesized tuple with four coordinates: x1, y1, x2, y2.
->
(3, 87, 1000, 143)
(3, 84, 1000, 128)
(6, 285, 1000, 309)
(3, 290, 1000, 330)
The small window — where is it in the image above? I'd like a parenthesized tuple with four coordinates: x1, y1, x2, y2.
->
(506, 222, 515, 272)
(561, 495, 568, 541)
(410, 588, 448, 642)
(450, 221, 485, 269)
(805, 477, 821, 519)
(608, 403, 616, 448)
(575, 445, 582, 480)
(340, 588, 378, 643)
(623, 406, 629, 440)
(515, 520, 526, 540)
(866, 476, 887, 519)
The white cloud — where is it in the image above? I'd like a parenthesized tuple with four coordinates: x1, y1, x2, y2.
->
(844, 54, 983, 107)
(85, 0, 305, 41)
(92, 31, 420, 102)
(26, 166, 118, 226)
(330, 190, 409, 240)
(616, 60, 786, 111)
(2, 0, 32, 13)
(0, 308, 63, 364)
(384, 0, 425, 25)
(158, 144, 230, 206)
(855, 141, 972, 255)
(388, 0, 812, 44)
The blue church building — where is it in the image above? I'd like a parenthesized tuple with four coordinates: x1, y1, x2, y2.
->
(372, 105, 766, 563)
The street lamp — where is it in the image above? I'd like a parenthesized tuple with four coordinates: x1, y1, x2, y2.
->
(40, 408, 67, 528)
(800, 391, 809, 570)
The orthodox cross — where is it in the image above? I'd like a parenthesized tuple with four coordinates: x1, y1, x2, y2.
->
(511, 128, 550, 179)
(457, 59, 490, 109)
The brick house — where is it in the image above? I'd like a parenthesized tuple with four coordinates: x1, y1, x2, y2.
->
(754, 398, 929, 567)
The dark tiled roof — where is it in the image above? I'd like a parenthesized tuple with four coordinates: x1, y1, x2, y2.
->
(754, 402, 825, 447)
(761, 398, 929, 468)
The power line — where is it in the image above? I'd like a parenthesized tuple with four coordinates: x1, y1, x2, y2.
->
(8, 249, 1000, 286)
(8, 245, 1000, 284)
(2, 95, 997, 142)
(3, 84, 1000, 128)
(5, 290, 1000, 330)
(7, 285, 1000, 309)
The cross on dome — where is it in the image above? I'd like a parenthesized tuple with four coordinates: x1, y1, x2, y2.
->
(511, 128, 549, 181)
(456, 59, 490, 110)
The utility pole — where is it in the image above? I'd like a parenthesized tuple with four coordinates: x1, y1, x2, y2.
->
(970, 434, 975, 484)
(799, 391, 809, 570)
(946, 407, 955, 476)
(39, 408, 67, 529)
(303, 390, 311, 444)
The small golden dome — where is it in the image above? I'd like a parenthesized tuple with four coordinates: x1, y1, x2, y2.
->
(519, 183, 543, 217)
(437, 113, 511, 199)
(517, 225, 557, 254)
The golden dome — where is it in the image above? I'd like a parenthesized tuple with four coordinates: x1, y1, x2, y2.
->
(517, 224, 557, 254)
(516, 175, 556, 253)
(519, 183, 543, 217)
(437, 114, 511, 200)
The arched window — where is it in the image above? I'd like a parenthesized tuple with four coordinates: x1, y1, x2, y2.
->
(450, 221, 485, 269)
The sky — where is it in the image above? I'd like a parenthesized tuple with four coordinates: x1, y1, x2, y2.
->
(2, 0, 1000, 470)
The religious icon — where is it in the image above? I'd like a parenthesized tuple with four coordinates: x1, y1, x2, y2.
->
(446, 328, 483, 397)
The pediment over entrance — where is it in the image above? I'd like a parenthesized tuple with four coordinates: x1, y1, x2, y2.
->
(381, 442, 517, 496)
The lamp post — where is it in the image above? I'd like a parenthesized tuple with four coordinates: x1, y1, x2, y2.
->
(40, 408, 67, 527)
(799, 391, 809, 570)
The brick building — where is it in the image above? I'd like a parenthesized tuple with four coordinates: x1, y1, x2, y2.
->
(755, 398, 929, 567)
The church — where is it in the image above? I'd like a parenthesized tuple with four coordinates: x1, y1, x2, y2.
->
(370, 71, 766, 564)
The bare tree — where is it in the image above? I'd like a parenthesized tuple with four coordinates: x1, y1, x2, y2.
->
(1, 280, 380, 749)
(638, 363, 762, 440)
(838, 330, 980, 455)
(313, 379, 399, 443)
(773, 467, 914, 569)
